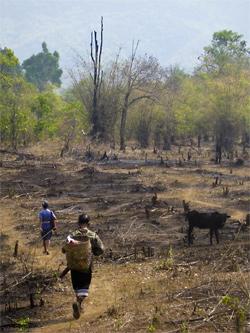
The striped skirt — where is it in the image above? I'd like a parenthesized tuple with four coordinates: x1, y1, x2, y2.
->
(70, 269, 92, 297)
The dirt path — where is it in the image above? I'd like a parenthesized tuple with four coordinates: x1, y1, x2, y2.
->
(0, 204, 120, 332)
(1, 145, 249, 332)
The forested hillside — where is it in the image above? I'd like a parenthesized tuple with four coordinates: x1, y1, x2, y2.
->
(1, 28, 249, 157)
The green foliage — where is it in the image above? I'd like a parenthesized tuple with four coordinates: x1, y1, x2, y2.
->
(22, 42, 63, 91)
(180, 321, 189, 333)
(16, 317, 30, 331)
(222, 295, 248, 333)
(127, 102, 154, 147)
(147, 306, 161, 332)
(198, 65, 250, 151)
(71, 62, 121, 142)
(58, 99, 89, 152)
(31, 87, 64, 138)
(0, 46, 89, 149)
(174, 77, 208, 138)
(30, 87, 89, 145)
(156, 246, 174, 270)
(147, 323, 156, 332)
(159, 66, 187, 148)
(1, 30, 249, 152)
(98, 81, 121, 142)
(127, 103, 169, 148)
(151, 106, 166, 147)
(0, 47, 21, 76)
(199, 30, 250, 74)
(114, 318, 123, 330)
(194, 30, 250, 154)
(0, 48, 37, 148)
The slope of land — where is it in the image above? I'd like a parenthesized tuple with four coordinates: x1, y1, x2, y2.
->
(0, 141, 249, 332)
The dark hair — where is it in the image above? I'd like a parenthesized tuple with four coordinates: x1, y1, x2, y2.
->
(78, 214, 90, 225)
(42, 201, 49, 209)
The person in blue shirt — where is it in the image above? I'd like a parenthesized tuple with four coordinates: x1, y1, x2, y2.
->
(38, 201, 57, 255)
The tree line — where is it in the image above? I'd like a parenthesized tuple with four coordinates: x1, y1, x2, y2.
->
(1, 25, 249, 161)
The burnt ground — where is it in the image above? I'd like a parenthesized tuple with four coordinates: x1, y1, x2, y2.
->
(0, 141, 249, 333)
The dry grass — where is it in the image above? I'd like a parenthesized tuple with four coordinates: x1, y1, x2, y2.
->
(0, 141, 249, 332)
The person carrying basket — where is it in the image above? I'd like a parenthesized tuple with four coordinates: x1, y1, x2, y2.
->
(61, 213, 104, 319)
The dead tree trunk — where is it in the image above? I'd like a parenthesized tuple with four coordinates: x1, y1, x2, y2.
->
(90, 17, 103, 137)
(60, 119, 77, 157)
(215, 140, 222, 164)
(197, 135, 201, 148)
(163, 135, 171, 150)
(30, 294, 35, 308)
(120, 94, 129, 151)
(242, 131, 249, 154)
(13, 240, 18, 257)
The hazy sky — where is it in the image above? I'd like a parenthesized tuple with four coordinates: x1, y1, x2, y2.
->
(1, 0, 250, 84)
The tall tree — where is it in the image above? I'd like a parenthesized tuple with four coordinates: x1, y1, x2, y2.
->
(161, 66, 187, 149)
(198, 30, 250, 75)
(22, 42, 63, 91)
(119, 41, 161, 150)
(0, 48, 36, 149)
(90, 17, 104, 137)
(70, 18, 107, 139)
(31, 87, 64, 138)
(0, 47, 21, 76)
(57, 99, 88, 157)
(197, 30, 250, 162)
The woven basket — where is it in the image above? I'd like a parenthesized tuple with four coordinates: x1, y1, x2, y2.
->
(63, 239, 91, 271)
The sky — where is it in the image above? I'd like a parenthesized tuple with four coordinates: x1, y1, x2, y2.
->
(1, 0, 250, 85)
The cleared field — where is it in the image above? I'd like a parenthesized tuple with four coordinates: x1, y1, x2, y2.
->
(0, 142, 249, 332)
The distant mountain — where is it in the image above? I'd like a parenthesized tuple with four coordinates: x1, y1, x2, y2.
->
(1, 0, 249, 85)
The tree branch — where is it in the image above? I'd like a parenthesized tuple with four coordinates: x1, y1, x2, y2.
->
(128, 94, 156, 107)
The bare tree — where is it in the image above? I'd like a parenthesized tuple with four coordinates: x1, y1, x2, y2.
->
(69, 17, 104, 138)
(97, 50, 123, 142)
(90, 16, 103, 137)
(70, 38, 161, 146)
(161, 66, 186, 150)
(119, 41, 161, 150)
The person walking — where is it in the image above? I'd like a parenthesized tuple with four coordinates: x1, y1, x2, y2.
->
(38, 200, 57, 255)
(61, 213, 104, 319)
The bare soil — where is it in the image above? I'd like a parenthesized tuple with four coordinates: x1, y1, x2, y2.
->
(0, 141, 249, 333)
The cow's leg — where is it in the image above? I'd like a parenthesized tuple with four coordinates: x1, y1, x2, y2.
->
(210, 229, 214, 245)
(215, 229, 219, 243)
(188, 225, 193, 245)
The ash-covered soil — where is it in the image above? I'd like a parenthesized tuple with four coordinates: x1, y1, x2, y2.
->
(0, 142, 249, 332)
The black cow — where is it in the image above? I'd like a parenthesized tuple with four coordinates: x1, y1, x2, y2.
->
(185, 210, 230, 245)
